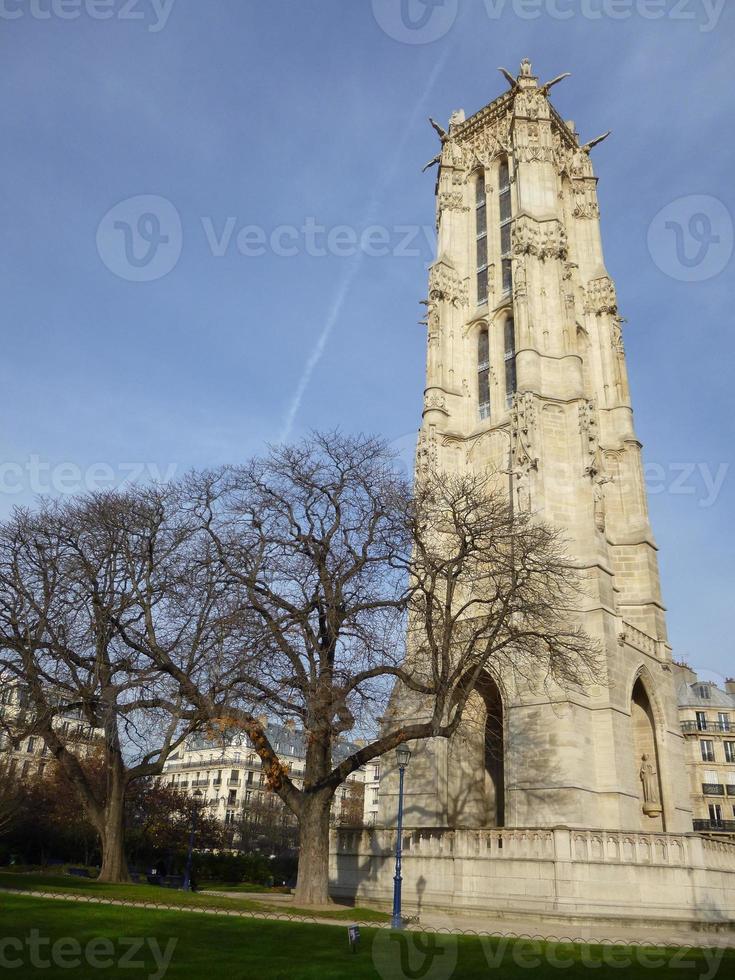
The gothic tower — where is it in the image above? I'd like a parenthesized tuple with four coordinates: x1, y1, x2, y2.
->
(386, 60, 692, 834)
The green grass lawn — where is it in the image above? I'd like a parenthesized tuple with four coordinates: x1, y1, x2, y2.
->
(1, 892, 733, 979)
(0, 871, 389, 922)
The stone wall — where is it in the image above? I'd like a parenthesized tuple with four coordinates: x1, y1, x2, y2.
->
(331, 827, 735, 927)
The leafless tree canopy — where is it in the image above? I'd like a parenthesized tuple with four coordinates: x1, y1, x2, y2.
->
(0, 432, 598, 899)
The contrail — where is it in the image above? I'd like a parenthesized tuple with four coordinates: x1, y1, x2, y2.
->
(278, 45, 455, 444)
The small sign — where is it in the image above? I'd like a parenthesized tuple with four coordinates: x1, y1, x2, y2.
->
(347, 925, 361, 953)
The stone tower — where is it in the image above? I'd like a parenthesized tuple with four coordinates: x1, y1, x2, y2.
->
(385, 60, 692, 835)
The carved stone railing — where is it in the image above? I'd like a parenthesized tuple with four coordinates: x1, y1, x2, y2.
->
(333, 827, 723, 869)
(621, 621, 659, 657)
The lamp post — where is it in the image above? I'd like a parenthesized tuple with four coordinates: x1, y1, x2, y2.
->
(183, 789, 202, 891)
(391, 745, 412, 930)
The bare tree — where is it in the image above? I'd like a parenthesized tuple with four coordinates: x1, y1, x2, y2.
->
(0, 760, 22, 838)
(144, 433, 598, 905)
(0, 491, 225, 882)
(0, 433, 597, 901)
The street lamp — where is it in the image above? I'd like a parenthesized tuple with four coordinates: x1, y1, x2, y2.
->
(391, 745, 412, 930)
(183, 789, 203, 891)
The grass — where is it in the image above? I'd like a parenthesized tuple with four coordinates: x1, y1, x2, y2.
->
(0, 870, 389, 922)
(2, 892, 734, 979)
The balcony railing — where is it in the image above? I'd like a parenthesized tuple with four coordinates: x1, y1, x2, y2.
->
(693, 819, 735, 833)
(192, 779, 209, 788)
(228, 778, 240, 786)
(702, 783, 725, 796)
(727, 785, 735, 796)
(681, 720, 732, 734)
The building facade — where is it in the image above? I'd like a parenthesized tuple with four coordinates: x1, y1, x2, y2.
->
(331, 61, 735, 927)
(162, 722, 373, 834)
(674, 667, 735, 833)
(0, 682, 101, 780)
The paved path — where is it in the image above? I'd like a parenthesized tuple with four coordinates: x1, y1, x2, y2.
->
(199, 889, 735, 949)
(4, 887, 734, 949)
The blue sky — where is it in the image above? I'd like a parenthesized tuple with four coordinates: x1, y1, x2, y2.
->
(1, 1, 732, 679)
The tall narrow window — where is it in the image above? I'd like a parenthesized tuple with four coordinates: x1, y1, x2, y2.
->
(504, 316, 517, 408)
(478, 327, 490, 420)
(499, 160, 512, 294)
(476, 174, 488, 305)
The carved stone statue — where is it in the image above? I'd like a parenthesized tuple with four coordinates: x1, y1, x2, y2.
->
(640, 754, 662, 816)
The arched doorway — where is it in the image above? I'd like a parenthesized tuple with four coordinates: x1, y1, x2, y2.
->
(447, 673, 504, 828)
(631, 677, 664, 831)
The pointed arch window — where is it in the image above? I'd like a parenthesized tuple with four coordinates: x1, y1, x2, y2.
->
(499, 160, 513, 295)
(476, 173, 488, 306)
(478, 326, 490, 420)
(504, 316, 516, 408)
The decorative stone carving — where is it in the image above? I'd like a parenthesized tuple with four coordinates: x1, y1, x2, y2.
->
(428, 262, 468, 308)
(424, 390, 448, 416)
(512, 216, 568, 261)
(511, 392, 539, 477)
(416, 425, 438, 474)
(438, 190, 469, 214)
(612, 317, 626, 354)
(593, 475, 613, 532)
(572, 183, 600, 219)
(585, 276, 618, 316)
(578, 400, 599, 478)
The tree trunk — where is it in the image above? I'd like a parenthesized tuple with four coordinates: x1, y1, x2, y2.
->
(97, 788, 130, 883)
(293, 792, 333, 906)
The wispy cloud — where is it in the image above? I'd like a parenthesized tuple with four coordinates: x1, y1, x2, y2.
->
(278, 46, 455, 443)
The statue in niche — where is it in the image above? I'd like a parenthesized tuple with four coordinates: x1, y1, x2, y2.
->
(593, 474, 613, 532)
(640, 754, 662, 816)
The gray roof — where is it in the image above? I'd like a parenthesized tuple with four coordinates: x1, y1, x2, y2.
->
(677, 681, 735, 710)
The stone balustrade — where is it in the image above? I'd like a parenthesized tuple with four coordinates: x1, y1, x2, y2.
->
(621, 621, 659, 657)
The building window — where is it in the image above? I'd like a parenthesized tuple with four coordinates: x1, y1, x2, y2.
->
(476, 174, 488, 305)
(478, 327, 490, 420)
(373, 765, 380, 781)
(701, 739, 715, 763)
(697, 684, 711, 700)
(718, 713, 731, 732)
(504, 317, 517, 408)
(725, 741, 735, 764)
(499, 159, 512, 295)
(696, 711, 707, 731)
(27, 737, 35, 753)
(709, 803, 722, 823)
